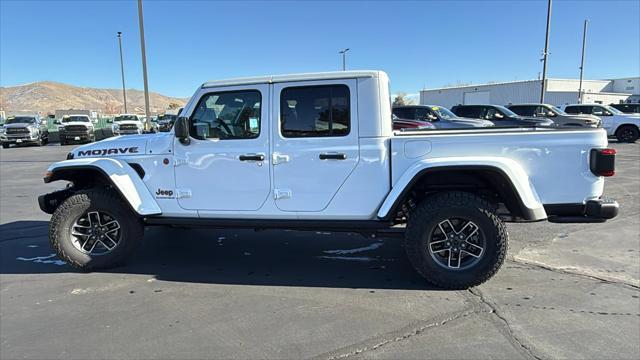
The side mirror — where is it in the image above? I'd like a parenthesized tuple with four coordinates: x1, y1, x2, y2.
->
(494, 113, 504, 119)
(427, 114, 438, 121)
(107, 119, 113, 123)
(174, 117, 190, 144)
(93, 119, 99, 124)
(53, 119, 61, 125)
(545, 111, 556, 117)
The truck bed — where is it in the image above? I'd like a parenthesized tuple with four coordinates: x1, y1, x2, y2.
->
(390, 127, 608, 205)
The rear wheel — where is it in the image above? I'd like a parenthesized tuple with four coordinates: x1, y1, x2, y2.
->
(49, 189, 143, 270)
(616, 125, 639, 143)
(405, 191, 507, 289)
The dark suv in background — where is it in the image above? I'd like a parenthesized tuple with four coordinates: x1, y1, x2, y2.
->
(610, 103, 640, 114)
(450, 104, 555, 127)
(393, 105, 493, 129)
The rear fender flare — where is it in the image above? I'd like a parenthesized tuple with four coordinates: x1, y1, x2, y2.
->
(377, 157, 546, 221)
(45, 158, 161, 216)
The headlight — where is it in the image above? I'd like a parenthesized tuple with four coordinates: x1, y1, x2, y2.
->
(0, 128, 5, 134)
(58, 125, 65, 131)
(112, 124, 120, 130)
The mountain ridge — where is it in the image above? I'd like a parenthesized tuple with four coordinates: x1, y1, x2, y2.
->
(0, 81, 188, 115)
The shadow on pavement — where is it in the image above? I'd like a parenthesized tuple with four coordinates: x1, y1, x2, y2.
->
(0, 221, 437, 291)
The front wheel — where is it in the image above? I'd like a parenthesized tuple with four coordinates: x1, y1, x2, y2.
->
(49, 189, 143, 270)
(405, 191, 508, 289)
(616, 125, 639, 143)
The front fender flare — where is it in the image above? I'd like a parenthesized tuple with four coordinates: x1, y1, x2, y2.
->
(44, 158, 162, 216)
(377, 157, 547, 221)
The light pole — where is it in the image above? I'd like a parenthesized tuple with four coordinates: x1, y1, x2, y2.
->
(137, 0, 151, 132)
(117, 32, 127, 114)
(578, 20, 589, 104)
(539, 0, 552, 103)
(339, 48, 350, 71)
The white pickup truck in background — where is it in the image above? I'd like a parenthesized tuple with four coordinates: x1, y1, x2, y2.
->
(39, 71, 618, 289)
(563, 103, 640, 142)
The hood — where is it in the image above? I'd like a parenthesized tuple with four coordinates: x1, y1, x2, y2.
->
(3, 123, 36, 129)
(113, 120, 142, 126)
(516, 116, 553, 124)
(564, 113, 599, 120)
(71, 134, 150, 158)
(60, 121, 93, 127)
(450, 117, 494, 127)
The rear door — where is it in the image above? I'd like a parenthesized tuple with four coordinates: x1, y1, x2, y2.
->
(271, 80, 359, 212)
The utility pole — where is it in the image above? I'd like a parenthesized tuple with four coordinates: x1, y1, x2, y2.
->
(339, 48, 350, 71)
(540, 0, 552, 103)
(117, 32, 128, 114)
(137, 0, 151, 132)
(578, 20, 589, 104)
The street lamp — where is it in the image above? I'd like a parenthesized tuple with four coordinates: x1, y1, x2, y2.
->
(339, 48, 350, 71)
(539, 0, 552, 103)
(137, 0, 151, 132)
(116, 32, 127, 114)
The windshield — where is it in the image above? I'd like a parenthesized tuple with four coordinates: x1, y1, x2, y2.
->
(114, 115, 139, 122)
(604, 105, 624, 115)
(62, 116, 90, 123)
(429, 106, 456, 120)
(495, 106, 519, 117)
(549, 105, 567, 115)
(5, 117, 36, 124)
(157, 114, 176, 121)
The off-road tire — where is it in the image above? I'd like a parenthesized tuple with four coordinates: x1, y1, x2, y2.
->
(49, 189, 143, 270)
(405, 191, 508, 289)
(616, 125, 639, 143)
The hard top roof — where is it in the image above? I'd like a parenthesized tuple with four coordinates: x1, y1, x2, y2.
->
(202, 70, 382, 88)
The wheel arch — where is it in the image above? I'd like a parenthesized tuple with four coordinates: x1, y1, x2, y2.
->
(615, 123, 640, 134)
(42, 158, 161, 216)
(377, 158, 547, 222)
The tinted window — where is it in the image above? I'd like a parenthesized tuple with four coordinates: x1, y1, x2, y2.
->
(392, 108, 414, 119)
(592, 106, 611, 116)
(414, 108, 433, 121)
(190, 90, 261, 140)
(452, 106, 481, 118)
(281, 85, 350, 137)
(5, 117, 36, 124)
(509, 105, 536, 116)
(565, 106, 590, 114)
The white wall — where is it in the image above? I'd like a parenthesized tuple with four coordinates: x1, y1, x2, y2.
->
(611, 78, 640, 95)
(420, 78, 636, 108)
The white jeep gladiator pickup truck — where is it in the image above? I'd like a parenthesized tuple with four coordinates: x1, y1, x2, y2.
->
(39, 71, 619, 289)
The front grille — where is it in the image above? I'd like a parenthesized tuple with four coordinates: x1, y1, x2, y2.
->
(6, 128, 29, 134)
(119, 124, 139, 131)
(65, 125, 89, 132)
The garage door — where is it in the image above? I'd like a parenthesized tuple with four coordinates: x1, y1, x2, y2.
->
(463, 91, 490, 104)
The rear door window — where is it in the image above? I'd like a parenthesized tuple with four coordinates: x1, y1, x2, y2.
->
(510, 105, 535, 116)
(565, 106, 591, 114)
(281, 85, 350, 138)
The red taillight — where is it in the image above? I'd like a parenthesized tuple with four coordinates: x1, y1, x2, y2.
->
(590, 148, 616, 177)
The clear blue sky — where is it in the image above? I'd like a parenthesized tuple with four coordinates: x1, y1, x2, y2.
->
(1, 0, 639, 98)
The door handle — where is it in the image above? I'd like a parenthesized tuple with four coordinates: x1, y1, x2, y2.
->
(319, 153, 347, 160)
(239, 153, 265, 161)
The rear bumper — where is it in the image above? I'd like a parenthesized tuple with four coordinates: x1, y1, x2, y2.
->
(545, 198, 619, 223)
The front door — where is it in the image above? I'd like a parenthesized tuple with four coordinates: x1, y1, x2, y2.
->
(174, 85, 271, 211)
(271, 80, 359, 212)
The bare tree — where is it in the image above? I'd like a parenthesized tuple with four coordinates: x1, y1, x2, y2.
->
(393, 92, 408, 106)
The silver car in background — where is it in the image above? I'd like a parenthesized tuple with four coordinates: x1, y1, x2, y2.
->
(392, 105, 494, 129)
(507, 103, 600, 127)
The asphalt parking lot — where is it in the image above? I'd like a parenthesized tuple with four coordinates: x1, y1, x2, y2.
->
(1, 142, 638, 359)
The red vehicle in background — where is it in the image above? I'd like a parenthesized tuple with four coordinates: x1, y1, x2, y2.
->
(392, 114, 435, 131)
